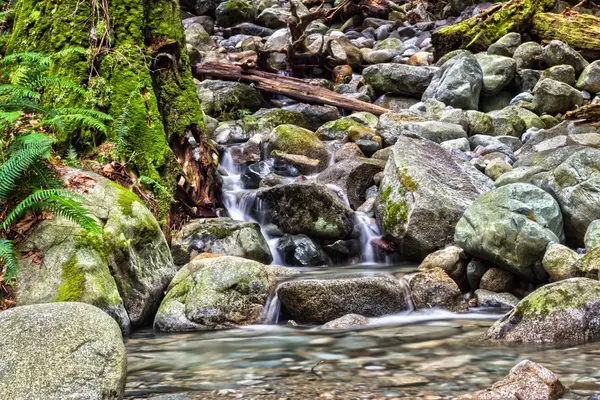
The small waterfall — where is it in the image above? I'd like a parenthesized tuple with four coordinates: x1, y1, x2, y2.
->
(355, 212, 387, 264)
(221, 146, 244, 192)
(261, 293, 281, 324)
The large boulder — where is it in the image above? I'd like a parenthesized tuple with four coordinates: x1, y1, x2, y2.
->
(316, 158, 386, 209)
(16, 170, 176, 333)
(576, 60, 600, 93)
(171, 218, 272, 265)
(196, 80, 263, 117)
(533, 78, 583, 116)
(0, 302, 126, 399)
(475, 54, 517, 96)
(377, 134, 492, 260)
(497, 146, 600, 245)
(422, 52, 483, 110)
(485, 278, 600, 344)
(277, 275, 410, 324)
(455, 183, 563, 281)
(154, 256, 276, 332)
(363, 63, 438, 97)
(276, 234, 328, 266)
(215, 0, 257, 28)
(408, 268, 468, 313)
(457, 360, 565, 400)
(254, 183, 354, 240)
(377, 119, 467, 147)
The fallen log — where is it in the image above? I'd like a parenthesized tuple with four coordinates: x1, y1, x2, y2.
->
(195, 62, 390, 115)
(531, 12, 600, 60)
(431, 0, 556, 59)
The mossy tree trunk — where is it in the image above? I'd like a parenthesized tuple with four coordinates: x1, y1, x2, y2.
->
(532, 12, 600, 60)
(7, 0, 220, 225)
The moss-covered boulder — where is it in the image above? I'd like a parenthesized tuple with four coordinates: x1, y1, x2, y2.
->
(154, 256, 276, 331)
(196, 80, 263, 117)
(542, 243, 581, 282)
(455, 183, 563, 281)
(171, 217, 273, 266)
(485, 278, 600, 344)
(277, 275, 410, 324)
(377, 134, 492, 261)
(254, 108, 308, 132)
(363, 63, 438, 97)
(16, 170, 176, 333)
(533, 78, 583, 116)
(267, 124, 329, 171)
(255, 183, 354, 240)
(0, 302, 126, 399)
(215, 0, 257, 28)
(316, 114, 377, 141)
(475, 54, 517, 96)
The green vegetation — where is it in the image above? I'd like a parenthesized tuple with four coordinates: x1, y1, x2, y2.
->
(0, 51, 106, 285)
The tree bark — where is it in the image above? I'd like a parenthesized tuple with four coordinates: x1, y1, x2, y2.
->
(431, 0, 556, 59)
(196, 62, 390, 116)
(7, 0, 220, 224)
(531, 12, 600, 60)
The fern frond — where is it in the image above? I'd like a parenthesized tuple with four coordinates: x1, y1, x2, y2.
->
(0, 52, 49, 66)
(115, 81, 145, 153)
(1, 189, 101, 235)
(29, 76, 87, 96)
(25, 162, 61, 190)
(133, 175, 174, 200)
(0, 110, 20, 124)
(8, 65, 30, 86)
(0, 84, 40, 100)
(0, 239, 18, 282)
(0, 139, 53, 201)
(51, 47, 88, 60)
(42, 113, 108, 134)
(52, 107, 112, 121)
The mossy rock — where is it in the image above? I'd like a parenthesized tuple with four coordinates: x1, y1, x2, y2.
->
(485, 278, 600, 344)
(268, 124, 329, 170)
(16, 170, 176, 333)
(255, 108, 308, 131)
(154, 256, 276, 332)
(215, 0, 257, 28)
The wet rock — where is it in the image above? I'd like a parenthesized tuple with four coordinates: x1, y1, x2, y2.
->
(277, 275, 410, 324)
(409, 268, 468, 313)
(374, 95, 420, 112)
(542, 243, 581, 282)
(543, 40, 589, 75)
(316, 114, 376, 141)
(418, 246, 469, 288)
(0, 302, 126, 399)
(467, 259, 489, 290)
(457, 360, 565, 399)
(328, 36, 363, 67)
(284, 103, 341, 131)
(487, 32, 521, 57)
(316, 158, 386, 210)
(422, 52, 482, 110)
(263, 28, 291, 52)
(171, 218, 273, 266)
(479, 268, 515, 293)
(485, 278, 600, 344)
(455, 183, 563, 281)
(216, 0, 257, 28)
(256, 6, 292, 28)
(475, 289, 519, 308)
(254, 108, 308, 131)
(154, 256, 276, 332)
(475, 54, 517, 96)
(363, 63, 437, 97)
(267, 124, 329, 171)
(376, 111, 426, 147)
(377, 134, 492, 261)
(441, 137, 470, 152)
(241, 161, 273, 189)
(196, 80, 263, 117)
(334, 142, 364, 162)
(540, 64, 576, 86)
(577, 60, 600, 94)
(585, 220, 600, 251)
(533, 78, 583, 116)
(255, 183, 354, 240)
(513, 41, 544, 69)
(322, 314, 370, 329)
(16, 171, 176, 333)
(277, 234, 328, 266)
(230, 134, 262, 164)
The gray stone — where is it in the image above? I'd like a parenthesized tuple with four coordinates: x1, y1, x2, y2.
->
(475, 54, 517, 96)
(216, 0, 257, 28)
(263, 28, 291, 52)
(475, 289, 519, 308)
(466, 111, 495, 136)
(154, 256, 276, 332)
(542, 243, 582, 282)
(513, 42, 544, 69)
(422, 53, 482, 110)
(455, 183, 563, 281)
(0, 302, 126, 399)
(467, 259, 489, 290)
(267, 124, 329, 171)
(418, 246, 469, 288)
(171, 218, 273, 265)
(255, 183, 354, 240)
(533, 78, 584, 116)
(576, 60, 600, 93)
(479, 268, 515, 293)
(441, 137, 470, 152)
(277, 234, 328, 266)
(322, 314, 370, 329)
(377, 134, 492, 261)
(284, 103, 341, 131)
(585, 220, 600, 251)
(487, 32, 521, 57)
(543, 40, 589, 75)
(540, 64, 576, 86)
(363, 63, 438, 97)
(196, 80, 263, 117)
(277, 275, 410, 324)
(487, 106, 527, 137)
(485, 278, 600, 344)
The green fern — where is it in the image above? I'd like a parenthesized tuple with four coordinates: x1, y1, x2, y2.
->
(64, 145, 79, 167)
(1, 189, 102, 235)
(115, 81, 145, 154)
(0, 239, 17, 282)
(133, 175, 175, 201)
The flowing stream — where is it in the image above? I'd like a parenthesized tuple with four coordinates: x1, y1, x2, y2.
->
(125, 145, 600, 399)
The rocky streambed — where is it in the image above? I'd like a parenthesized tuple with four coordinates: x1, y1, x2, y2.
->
(4, 0, 600, 399)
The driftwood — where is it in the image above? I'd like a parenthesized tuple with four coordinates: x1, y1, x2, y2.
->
(195, 62, 389, 115)
(431, 0, 556, 59)
(565, 104, 600, 122)
(531, 12, 600, 60)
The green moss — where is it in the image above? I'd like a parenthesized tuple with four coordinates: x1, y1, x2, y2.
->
(398, 168, 418, 192)
(55, 256, 85, 302)
(224, 0, 253, 12)
(515, 280, 600, 318)
(383, 200, 408, 232)
(271, 124, 326, 158)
